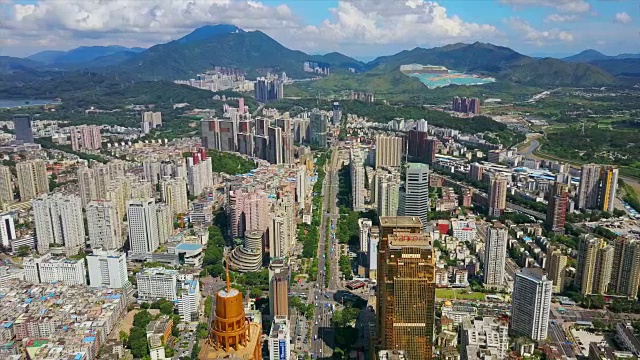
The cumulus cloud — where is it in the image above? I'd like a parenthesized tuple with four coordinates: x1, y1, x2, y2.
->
(500, 0, 591, 13)
(506, 17, 574, 46)
(544, 14, 578, 23)
(1, 0, 500, 56)
(615, 12, 632, 24)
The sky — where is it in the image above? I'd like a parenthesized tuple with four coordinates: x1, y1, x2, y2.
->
(1, 0, 638, 59)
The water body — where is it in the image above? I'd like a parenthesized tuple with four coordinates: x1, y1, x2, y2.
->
(405, 70, 496, 89)
(0, 99, 61, 109)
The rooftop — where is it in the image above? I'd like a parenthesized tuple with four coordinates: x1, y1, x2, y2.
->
(175, 243, 202, 251)
(379, 216, 422, 228)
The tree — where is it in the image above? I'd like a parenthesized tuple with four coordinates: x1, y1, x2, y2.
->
(128, 327, 149, 358)
(119, 330, 129, 344)
(17, 245, 31, 257)
(196, 322, 208, 339)
(133, 310, 152, 328)
(250, 287, 262, 298)
(151, 298, 175, 315)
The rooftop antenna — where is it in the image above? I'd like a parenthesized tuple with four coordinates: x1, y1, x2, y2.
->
(225, 255, 231, 293)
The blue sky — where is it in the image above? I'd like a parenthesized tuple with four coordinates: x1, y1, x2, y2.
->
(1, 0, 638, 58)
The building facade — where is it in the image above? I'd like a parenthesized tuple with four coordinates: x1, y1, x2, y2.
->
(510, 268, 552, 341)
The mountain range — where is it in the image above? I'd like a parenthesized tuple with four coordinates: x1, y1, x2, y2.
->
(2, 24, 639, 95)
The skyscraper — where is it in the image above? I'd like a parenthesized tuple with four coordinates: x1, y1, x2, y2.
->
(375, 135, 403, 169)
(78, 166, 98, 207)
(399, 163, 429, 230)
(0, 166, 13, 208)
(86, 200, 122, 250)
(610, 237, 640, 299)
(70, 125, 102, 151)
(488, 174, 507, 217)
(33, 193, 85, 255)
(0, 212, 16, 248)
(269, 260, 289, 318)
(186, 149, 214, 196)
(546, 183, 568, 233)
(267, 126, 283, 165)
(599, 165, 619, 212)
(309, 110, 328, 149)
(358, 218, 372, 254)
(377, 217, 435, 360)
(228, 188, 269, 238)
(268, 316, 290, 360)
(332, 102, 341, 126)
(255, 76, 284, 103)
(510, 268, 552, 341)
(376, 172, 400, 217)
(483, 222, 508, 287)
(127, 198, 159, 254)
(16, 160, 48, 201)
(12, 114, 34, 143)
(576, 235, 613, 295)
(160, 178, 189, 216)
(547, 248, 567, 293)
(350, 148, 365, 211)
(156, 203, 173, 245)
(577, 163, 621, 212)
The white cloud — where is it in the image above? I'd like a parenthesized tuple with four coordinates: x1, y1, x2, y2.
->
(500, 0, 591, 13)
(506, 17, 574, 46)
(615, 12, 632, 24)
(0, 0, 500, 56)
(544, 13, 578, 23)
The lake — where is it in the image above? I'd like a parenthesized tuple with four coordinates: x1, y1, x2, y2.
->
(0, 99, 61, 109)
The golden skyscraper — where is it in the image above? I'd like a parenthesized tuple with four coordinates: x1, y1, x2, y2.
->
(377, 216, 436, 360)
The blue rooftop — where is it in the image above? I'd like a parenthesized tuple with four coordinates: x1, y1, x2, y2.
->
(83, 336, 96, 343)
(523, 236, 532, 242)
(74, 353, 83, 360)
(176, 243, 202, 251)
(25, 298, 32, 304)
(3, 322, 12, 328)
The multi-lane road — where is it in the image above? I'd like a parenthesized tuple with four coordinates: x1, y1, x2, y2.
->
(311, 147, 342, 359)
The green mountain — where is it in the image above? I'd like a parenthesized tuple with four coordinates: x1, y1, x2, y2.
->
(366, 42, 616, 86)
(562, 49, 610, 63)
(367, 42, 533, 73)
(590, 58, 640, 77)
(112, 27, 361, 80)
(501, 58, 616, 86)
(27, 46, 145, 64)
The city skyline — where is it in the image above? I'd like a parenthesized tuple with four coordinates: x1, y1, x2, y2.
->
(1, 0, 637, 58)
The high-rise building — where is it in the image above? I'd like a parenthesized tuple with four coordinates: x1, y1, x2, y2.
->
(269, 260, 289, 318)
(399, 163, 429, 230)
(70, 125, 102, 151)
(141, 112, 162, 134)
(229, 230, 263, 273)
(376, 172, 400, 217)
(136, 267, 178, 301)
(368, 227, 379, 279)
(268, 316, 290, 360)
(33, 193, 85, 255)
(86, 200, 122, 250)
(12, 114, 34, 143)
(267, 126, 283, 165)
(488, 174, 507, 217)
(160, 178, 189, 216)
(332, 102, 341, 126)
(16, 159, 48, 201)
(599, 165, 619, 213)
(229, 188, 269, 238)
(127, 198, 159, 254)
(77, 166, 98, 207)
(255, 77, 284, 103)
(0, 166, 13, 208)
(483, 222, 508, 287)
(377, 217, 435, 360)
(358, 218, 372, 254)
(351, 148, 365, 211)
(201, 118, 237, 152)
(451, 97, 480, 114)
(510, 268, 552, 341)
(309, 110, 328, 148)
(546, 183, 568, 233)
(0, 212, 16, 248)
(86, 249, 130, 288)
(179, 279, 200, 322)
(577, 164, 618, 212)
(547, 248, 567, 293)
(576, 235, 613, 295)
(186, 149, 214, 196)
(375, 135, 403, 169)
(269, 214, 293, 260)
(610, 237, 640, 299)
(156, 203, 173, 245)
(469, 163, 484, 182)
